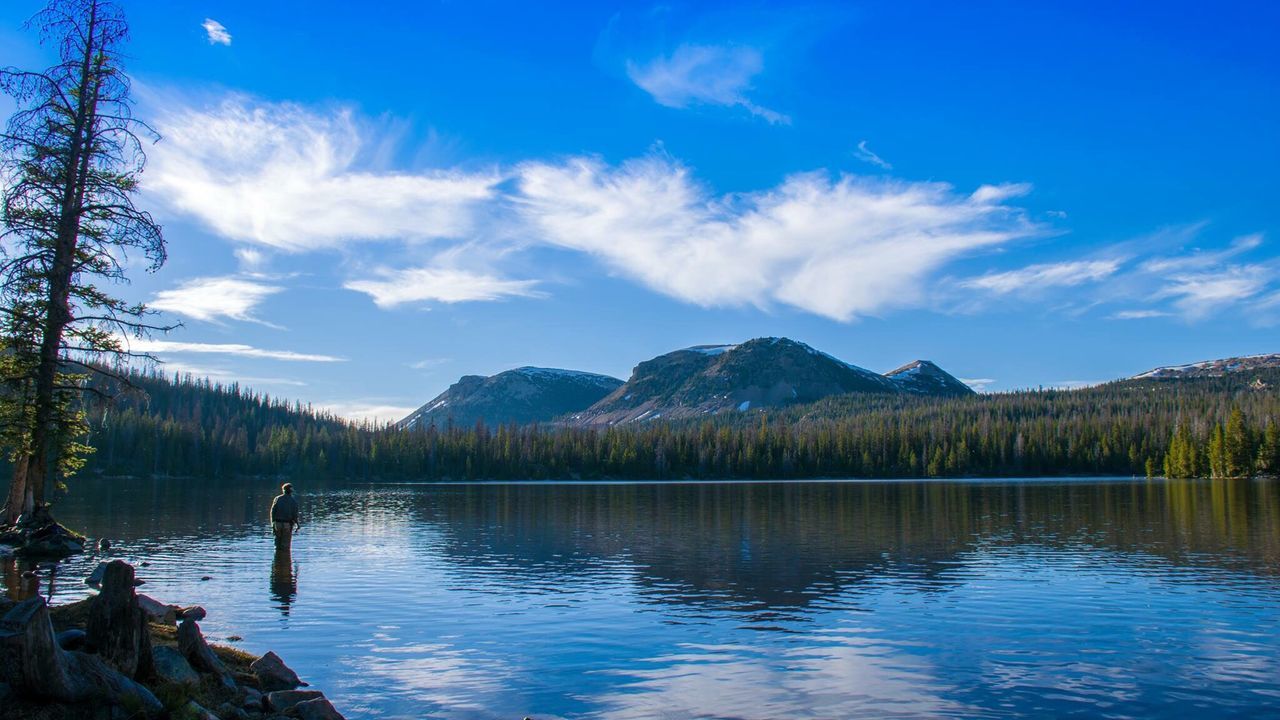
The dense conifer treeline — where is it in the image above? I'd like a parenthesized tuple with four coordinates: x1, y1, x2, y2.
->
(65, 369, 1280, 482)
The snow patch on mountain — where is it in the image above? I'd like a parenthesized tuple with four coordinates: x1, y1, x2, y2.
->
(687, 344, 738, 356)
(1133, 353, 1280, 379)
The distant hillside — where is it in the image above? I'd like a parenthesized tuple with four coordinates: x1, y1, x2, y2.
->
(886, 360, 975, 397)
(398, 367, 623, 429)
(50, 350, 1278, 482)
(572, 337, 970, 426)
(1132, 354, 1280, 381)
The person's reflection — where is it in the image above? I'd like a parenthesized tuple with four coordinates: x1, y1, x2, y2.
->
(270, 544, 298, 616)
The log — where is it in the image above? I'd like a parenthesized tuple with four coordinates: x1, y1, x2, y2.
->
(85, 560, 152, 679)
(0, 596, 161, 712)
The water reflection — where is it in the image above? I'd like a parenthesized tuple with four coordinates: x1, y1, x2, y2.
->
(270, 544, 297, 616)
(412, 479, 1280, 609)
(8, 477, 1280, 719)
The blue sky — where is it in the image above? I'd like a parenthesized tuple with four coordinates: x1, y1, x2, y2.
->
(1, 0, 1277, 421)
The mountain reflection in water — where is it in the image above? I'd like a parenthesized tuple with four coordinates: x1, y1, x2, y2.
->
(3, 477, 1277, 719)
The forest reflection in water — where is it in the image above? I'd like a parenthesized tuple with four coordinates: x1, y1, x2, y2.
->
(2, 477, 1278, 719)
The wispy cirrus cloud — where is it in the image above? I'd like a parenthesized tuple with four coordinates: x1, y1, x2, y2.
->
(515, 155, 1041, 321)
(408, 357, 450, 371)
(853, 140, 892, 170)
(123, 337, 344, 363)
(344, 266, 541, 309)
(202, 19, 231, 46)
(146, 94, 1057, 322)
(1152, 265, 1271, 320)
(969, 183, 1033, 204)
(961, 228, 1278, 323)
(156, 359, 307, 388)
(150, 276, 283, 325)
(1110, 309, 1170, 320)
(147, 97, 498, 252)
(318, 401, 417, 425)
(962, 260, 1121, 294)
(627, 44, 789, 124)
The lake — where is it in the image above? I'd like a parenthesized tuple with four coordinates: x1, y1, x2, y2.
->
(4, 477, 1280, 719)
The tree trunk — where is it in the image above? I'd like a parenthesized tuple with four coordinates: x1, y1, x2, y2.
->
(85, 560, 153, 679)
(0, 595, 162, 711)
(15, 1, 104, 518)
(3, 457, 27, 525)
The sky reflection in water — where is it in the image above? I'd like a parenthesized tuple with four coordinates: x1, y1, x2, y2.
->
(4, 478, 1279, 719)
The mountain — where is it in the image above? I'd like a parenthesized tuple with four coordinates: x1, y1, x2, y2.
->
(572, 337, 968, 426)
(886, 360, 975, 397)
(398, 367, 623, 429)
(1132, 354, 1280, 380)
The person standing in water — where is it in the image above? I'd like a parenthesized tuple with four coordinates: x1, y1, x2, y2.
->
(270, 483, 300, 548)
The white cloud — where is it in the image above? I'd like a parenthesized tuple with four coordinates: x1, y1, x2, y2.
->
(156, 360, 307, 387)
(1110, 309, 1171, 320)
(202, 19, 231, 46)
(147, 97, 499, 252)
(1152, 265, 1270, 320)
(852, 140, 891, 170)
(965, 229, 1277, 322)
(970, 183, 1033, 204)
(150, 276, 283, 324)
(344, 266, 541, 308)
(319, 402, 417, 425)
(515, 155, 1039, 321)
(1140, 232, 1263, 274)
(627, 44, 788, 124)
(960, 377, 996, 392)
(122, 337, 344, 362)
(409, 358, 450, 371)
(963, 260, 1121, 294)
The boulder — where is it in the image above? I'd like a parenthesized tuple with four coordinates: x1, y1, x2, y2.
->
(217, 701, 251, 720)
(85, 561, 108, 588)
(0, 596, 161, 712)
(177, 618, 236, 691)
(251, 650, 304, 692)
(152, 645, 199, 686)
(137, 593, 179, 625)
(178, 605, 207, 621)
(265, 689, 323, 712)
(176, 700, 220, 720)
(54, 628, 86, 651)
(241, 685, 265, 711)
(85, 560, 152, 679)
(14, 519, 86, 558)
(294, 696, 346, 720)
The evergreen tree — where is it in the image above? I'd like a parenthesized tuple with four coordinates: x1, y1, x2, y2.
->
(1222, 408, 1254, 478)
(1207, 424, 1227, 479)
(0, 0, 169, 524)
(1258, 421, 1280, 474)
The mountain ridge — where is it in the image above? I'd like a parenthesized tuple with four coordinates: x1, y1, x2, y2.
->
(1131, 354, 1280, 380)
(399, 337, 975, 428)
(397, 366, 623, 429)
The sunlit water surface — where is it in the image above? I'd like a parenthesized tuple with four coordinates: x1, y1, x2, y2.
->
(4, 478, 1280, 719)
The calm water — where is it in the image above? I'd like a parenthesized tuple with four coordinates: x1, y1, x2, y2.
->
(4, 477, 1280, 719)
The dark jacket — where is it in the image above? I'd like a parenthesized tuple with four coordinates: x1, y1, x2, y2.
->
(270, 493, 299, 524)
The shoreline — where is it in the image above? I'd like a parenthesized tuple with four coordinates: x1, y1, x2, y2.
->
(0, 560, 345, 720)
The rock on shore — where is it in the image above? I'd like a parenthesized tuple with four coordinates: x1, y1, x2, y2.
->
(0, 508, 87, 558)
(0, 560, 346, 720)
